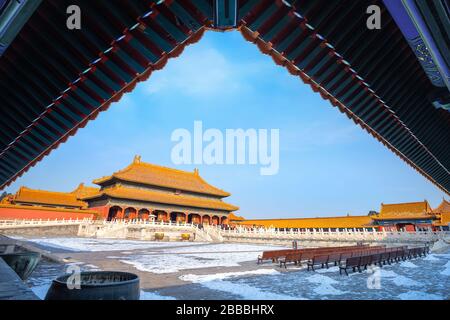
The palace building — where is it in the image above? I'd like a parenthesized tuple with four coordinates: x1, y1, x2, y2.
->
(371, 201, 436, 231)
(0, 184, 98, 220)
(0, 156, 238, 224)
(81, 156, 239, 224)
(0, 155, 448, 232)
(232, 200, 450, 232)
(0, 157, 238, 223)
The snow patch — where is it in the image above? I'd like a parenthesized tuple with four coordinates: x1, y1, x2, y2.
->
(440, 261, 450, 276)
(120, 251, 267, 274)
(390, 275, 422, 287)
(27, 237, 203, 252)
(400, 261, 418, 268)
(180, 269, 298, 300)
(180, 269, 279, 283)
(140, 290, 176, 300)
(398, 291, 443, 300)
(306, 274, 345, 296)
(423, 254, 440, 261)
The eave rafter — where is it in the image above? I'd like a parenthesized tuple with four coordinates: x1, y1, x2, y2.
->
(0, 0, 449, 196)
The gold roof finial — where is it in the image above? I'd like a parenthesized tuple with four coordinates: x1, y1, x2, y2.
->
(194, 168, 199, 175)
(134, 155, 141, 164)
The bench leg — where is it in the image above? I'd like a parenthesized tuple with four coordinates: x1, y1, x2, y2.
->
(339, 267, 348, 276)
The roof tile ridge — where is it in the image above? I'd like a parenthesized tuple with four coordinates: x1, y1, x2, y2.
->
(382, 200, 428, 206)
(136, 161, 198, 176)
(194, 172, 230, 196)
(23, 187, 74, 196)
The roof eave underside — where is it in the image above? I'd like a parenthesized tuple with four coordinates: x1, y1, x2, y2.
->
(0, 0, 449, 196)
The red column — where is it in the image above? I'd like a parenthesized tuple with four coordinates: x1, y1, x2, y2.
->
(117, 208, 124, 219)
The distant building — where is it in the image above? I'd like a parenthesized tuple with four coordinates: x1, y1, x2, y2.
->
(432, 199, 450, 230)
(230, 215, 374, 231)
(232, 199, 450, 231)
(0, 184, 98, 220)
(0, 156, 238, 224)
(371, 201, 435, 231)
(0, 155, 448, 232)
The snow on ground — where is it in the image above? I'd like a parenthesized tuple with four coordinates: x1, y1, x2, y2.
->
(173, 251, 450, 300)
(140, 290, 176, 300)
(160, 243, 287, 254)
(116, 242, 287, 273)
(26, 237, 207, 252)
(397, 291, 444, 300)
(306, 274, 346, 296)
(422, 254, 441, 261)
(441, 261, 450, 276)
(120, 251, 273, 274)
(400, 261, 418, 268)
(180, 269, 298, 300)
(25, 237, 449, 300)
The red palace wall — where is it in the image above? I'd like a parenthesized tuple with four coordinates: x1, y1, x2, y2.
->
(0, 205, 95, 220)
(88, 206, 109, 219)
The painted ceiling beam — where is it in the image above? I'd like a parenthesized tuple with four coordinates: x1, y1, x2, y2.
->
(384, 0, 450, 111)
(0, 0, 41, 56)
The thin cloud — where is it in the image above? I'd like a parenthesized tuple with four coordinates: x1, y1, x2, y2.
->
(143, 41, 262, 98)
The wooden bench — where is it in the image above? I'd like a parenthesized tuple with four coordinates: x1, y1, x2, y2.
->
(258, 244, 373, 264)
(305, 247, 386, 271)
(370, 253, 383, 267)
(258, 250, 295, 264)
(279, 253, 302, 268)
(306, 254, 329, 271)
(358, 254, 373, 271)
(327, 253, 343, 267)
(380, 252, 391, 265)
(339, 256, 361, 275)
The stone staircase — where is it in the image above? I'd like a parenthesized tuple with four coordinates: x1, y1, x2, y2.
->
(202, 226, 224, 242)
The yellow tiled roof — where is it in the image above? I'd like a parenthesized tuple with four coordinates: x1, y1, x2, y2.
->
(435, 212, 450, 226)
(14, 186, 86, 208)
(0, 203, 98, 215)
(433, 199, 450, 214)
(93, 156, 230, 197)
(82, 185, 239, 211)
(228, 213, 245, 221)
(371, 214, 434, 221)
(235, 215, 373, 228)
(71, 183, 99, 199)
(378, 201, 433, 219)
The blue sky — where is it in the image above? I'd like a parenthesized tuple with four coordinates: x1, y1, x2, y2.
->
(4, 31, 446, 218)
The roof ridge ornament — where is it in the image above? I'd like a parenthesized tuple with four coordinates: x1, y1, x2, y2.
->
(133, 155, 141, 164)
